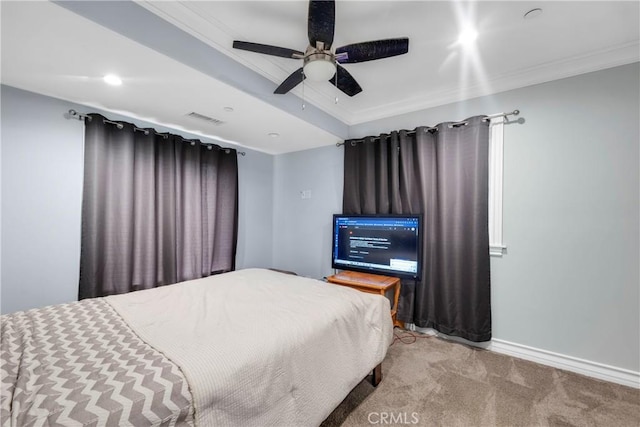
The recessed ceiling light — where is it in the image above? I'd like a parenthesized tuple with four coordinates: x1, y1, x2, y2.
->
(457, 27, 478, 46)
(223, 106, 234, 112)
(524, 8, 543, 20)
(268, 132, 280, 138)
(103, 74, 122, 86)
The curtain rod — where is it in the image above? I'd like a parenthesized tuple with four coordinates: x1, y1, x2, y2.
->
(336, 109, 520, 147)
(67, 109, 246, 156)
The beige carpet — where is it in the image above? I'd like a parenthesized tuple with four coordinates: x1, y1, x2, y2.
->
(322, 331, 639, 427)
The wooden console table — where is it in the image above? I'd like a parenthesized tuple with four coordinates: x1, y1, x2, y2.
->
(327, 271, 402, 328)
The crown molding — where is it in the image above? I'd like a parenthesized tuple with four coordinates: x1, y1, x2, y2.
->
(135, 1, 355, 123)
(137, 1, 638, 128)
(348, 41, 640, 125)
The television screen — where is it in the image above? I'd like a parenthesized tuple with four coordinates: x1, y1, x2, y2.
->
(331, 214, 421, 279)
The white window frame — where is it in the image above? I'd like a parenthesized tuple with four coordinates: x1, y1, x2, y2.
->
(488, 117, 506, 257)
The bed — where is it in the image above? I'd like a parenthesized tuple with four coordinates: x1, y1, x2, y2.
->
(1, 268, 393, 426)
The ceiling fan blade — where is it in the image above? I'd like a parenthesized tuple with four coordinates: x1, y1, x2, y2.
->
(329, 65, 362, 97)
(336, 38, 409, 64)
(308, 0, 335, 49)
(274, 67, 306, 94)
(233, 41, 304, 59)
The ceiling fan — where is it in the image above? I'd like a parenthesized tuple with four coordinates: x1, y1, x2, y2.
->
(232, 0, 409, 97)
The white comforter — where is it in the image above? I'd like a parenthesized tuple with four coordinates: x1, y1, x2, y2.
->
(106, 268, 393, 427)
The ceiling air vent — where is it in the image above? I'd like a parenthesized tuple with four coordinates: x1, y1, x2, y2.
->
(186, 111, 225, 125)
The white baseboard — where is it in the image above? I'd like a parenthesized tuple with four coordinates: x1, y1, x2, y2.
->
(405, 324, 639, 389)
(489, 339, 640, 389)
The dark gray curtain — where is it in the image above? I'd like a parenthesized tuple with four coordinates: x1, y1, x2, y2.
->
(343, 116, 491, 342)
(79, 114, 238, 299)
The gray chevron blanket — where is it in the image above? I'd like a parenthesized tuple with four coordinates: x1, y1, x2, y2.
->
(0, 298, 194, 427)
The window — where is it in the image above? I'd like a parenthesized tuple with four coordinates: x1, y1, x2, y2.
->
(488, 117, 506, 256)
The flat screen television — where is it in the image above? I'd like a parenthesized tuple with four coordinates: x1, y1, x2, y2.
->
(331, 214, 422, 279)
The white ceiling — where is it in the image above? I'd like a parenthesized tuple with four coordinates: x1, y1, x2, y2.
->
(2, 1, 639, 154)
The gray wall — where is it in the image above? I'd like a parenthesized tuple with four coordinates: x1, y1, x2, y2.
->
(237, 149, 274, 270)
(272, 145, 343, 279)
(0, 85, 274, 313)
(1, 87, 84, 313)
(272, 63, 640, 372)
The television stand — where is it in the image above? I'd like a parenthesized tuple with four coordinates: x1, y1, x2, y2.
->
(327, 271, 403, 328)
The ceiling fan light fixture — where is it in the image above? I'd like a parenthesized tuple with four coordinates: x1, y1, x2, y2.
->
(303, 53, 336, 81)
